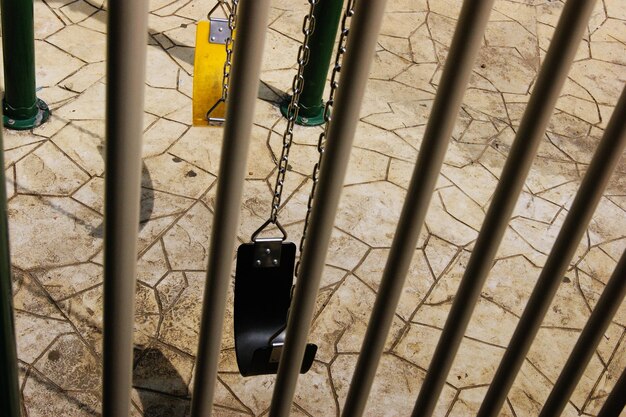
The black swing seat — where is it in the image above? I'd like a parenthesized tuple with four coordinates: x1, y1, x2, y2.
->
(234, 239, 317, 377)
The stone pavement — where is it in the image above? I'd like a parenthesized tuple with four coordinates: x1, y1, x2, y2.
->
(2, 0, 626, 416)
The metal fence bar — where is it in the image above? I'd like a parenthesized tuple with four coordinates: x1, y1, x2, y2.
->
(479, 83, 626, 417)
(411, 1, 597, 415)
(268, 0, 388, 415)
(102, 0, 148, 417)
(190, 1, 272, 416)
(101, 1, 149, 417)
(0, 105, 20, 417)
(538, 249, 626, 416)
(597, 364, 626, 417)
(340, 1, 495, 415)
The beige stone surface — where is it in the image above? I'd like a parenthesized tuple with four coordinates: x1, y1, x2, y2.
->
(5, 0, 626, 415)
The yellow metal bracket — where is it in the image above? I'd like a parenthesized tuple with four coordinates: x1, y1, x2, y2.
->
(192, 20, 228, 126)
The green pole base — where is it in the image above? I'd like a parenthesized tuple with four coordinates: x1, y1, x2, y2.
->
(280, 97, 326, 127)
(3, 98, 50, 130)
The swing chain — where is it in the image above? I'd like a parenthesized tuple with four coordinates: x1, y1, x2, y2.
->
(265, 0, 320, 230)
(296, 0, 357, 276)
(206, 0, 238, 122)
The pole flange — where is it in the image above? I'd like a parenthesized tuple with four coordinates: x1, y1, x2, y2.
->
(2, 98, 50, 130)
(280, 97, 325, 127)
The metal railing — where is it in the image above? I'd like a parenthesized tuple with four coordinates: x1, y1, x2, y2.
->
(0, 0, 624, 416)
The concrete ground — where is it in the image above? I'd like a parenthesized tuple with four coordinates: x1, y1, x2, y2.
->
(2, 0, 626, 416)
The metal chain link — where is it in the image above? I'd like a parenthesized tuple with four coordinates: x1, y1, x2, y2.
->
(206, 0, 238, 122)
(253, 0, 320, 239)
(296, 0, 357, 276)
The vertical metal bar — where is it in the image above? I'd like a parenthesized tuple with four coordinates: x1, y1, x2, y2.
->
(411, 1, 597, 416)
(190, 1, 272, 416)
(0, 0, 50, 129)
(597, 365, 626, 417)
(478, 84, 626, 417)
(269, 0, 388, 415)
(538, 250, 626, 417)
(102, 1, 149, 417)
(0, 105, 21, 417)
(340, 1, 495, 416)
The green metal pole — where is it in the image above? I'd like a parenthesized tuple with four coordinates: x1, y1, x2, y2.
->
(280, 0, 343, 126)
(1, 0, 50, 130)
(0, 105, 21, 417)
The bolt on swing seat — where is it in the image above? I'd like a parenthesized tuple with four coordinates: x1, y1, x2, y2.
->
(234, 223, 317, 376)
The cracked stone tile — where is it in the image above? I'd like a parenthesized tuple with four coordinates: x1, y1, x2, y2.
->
(143, 154, 215, 199)
(5, 166, 15, 200)
(578, 246, 617, 285)
(542, 274, 592, 329)
(395, 322, 505, 388)
(394, 62, 438, 93)
(34, 333, 101, 391)
(554, 96, 601, 126)
(218, 373, 274, 416)
(52, 120, 104, 175)
(442, 163, 498, 207)
(332, 353, 456, 417)
(424, 234, 459, 278)
(167, 126, 224, 176)
(37, 86, 78, 109)
(586, 333, 626, 415)
(138, 242, 170, 287)
(587, 197, 626, 246)
(15, 311, 73, 364)
(133, 343, 193, 396)
(527, 327, 605, 410)
(371, 50, 412, 81)
(261, 30, 298, 72)
(282, 223, 369, 272)
(378, 34, 413, 61)
(568, 60, 626, 106)
(144, 85, 190, 117)
(23, 369, 101, 417)
(448, 386, 515, 417)
(439, 186, 485, 231)
(508, 361, 580, 417)
(34, 0, 65, 39)
(579, 269, 626, 327)
(409, 24, 437, 64)
(47, 24, 106, 63)
(475, 47, 536, 95)
(463, 88, 508, 121)
(335, 181, 407, 248)
(60, 0, 98, 23)
(16, 141, 89, 195)
(513, 191, 561, 224)
(79, 10, 107, 34)
(36, 262, 102, 301)
(145, 47, 181, 89)
(425, 193, 478, 247)
(13, 269, 64, 319)
(606, 0, 626, 19)
(132, 389, 190, 417)
(58, 283, 160, 354)
(164, 23, 196, 47)
(8, 195, 102, 269)
(482, 256, 541, 317)
(155, 271, 186, 311)
(4, 143, 44, 169)
(162, 202, 212, 270)
(355, 248, 433, 320)
(148, 14, 194, 35)
(344, 147, 389, 185)
(167, 46, 194, 75)
(485, 20, 538, 64)
(138, 214, 180, 254)
(56, 82, 106, 120)
(161, 271, 235, 354)
(309, 275, 404, 363)
(293, 362, 337, 417)
(60, 62, 105, 93)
